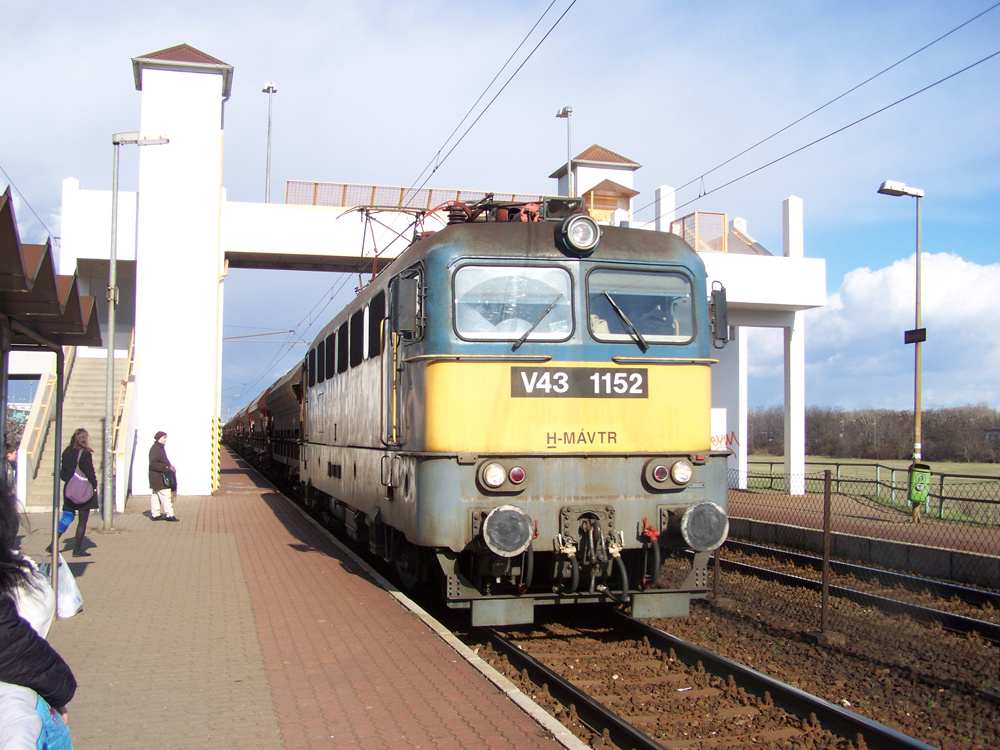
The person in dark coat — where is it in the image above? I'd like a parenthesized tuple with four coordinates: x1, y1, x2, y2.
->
(4, 439, 16, 500)
(56, 428, 99, 558)
(0, 482, 76, 744)
(149, 431, 178, 522)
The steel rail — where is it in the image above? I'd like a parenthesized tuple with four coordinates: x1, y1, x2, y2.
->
(727, 539, 1000, 609)
(720, 556, 1000, 644)
(617, 613, 940, 750)
(482, 628, 667, 750)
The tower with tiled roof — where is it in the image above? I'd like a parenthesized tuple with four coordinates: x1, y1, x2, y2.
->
(549, 145, 641, 225)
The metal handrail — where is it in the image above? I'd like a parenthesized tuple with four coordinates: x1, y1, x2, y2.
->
(112, 329, 135, 452)
(24, 346, 76, 478)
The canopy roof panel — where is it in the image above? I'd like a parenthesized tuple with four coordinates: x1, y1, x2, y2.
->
(0, 188, 103, 348)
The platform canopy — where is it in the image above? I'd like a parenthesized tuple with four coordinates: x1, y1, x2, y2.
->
(0, 187, 102, 348)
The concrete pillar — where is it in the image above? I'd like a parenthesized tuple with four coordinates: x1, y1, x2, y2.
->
(783, 195, 803, 259)
(654, 185, 676, 232)
(131, 50, 231, 496)
(782, 196, 806, 493)
(784, 313, 806, 494)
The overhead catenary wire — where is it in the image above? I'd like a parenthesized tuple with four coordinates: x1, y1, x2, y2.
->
(0, 166, 56, 238)
(633, 1, 1000, 224)
(661, 48, 1000, 218)
(402, 0, 579, 205)
(227, 272, 354, 408)
(229, 2, 581, 414)
(403, 0, 564, 199)
(223, 330, 294, 341)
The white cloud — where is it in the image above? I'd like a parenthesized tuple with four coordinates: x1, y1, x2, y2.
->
(798, 252, 1000, 408)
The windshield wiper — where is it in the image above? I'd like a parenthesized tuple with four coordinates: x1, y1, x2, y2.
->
(603, 291, 649, 352)
(512, 293, 563, 351)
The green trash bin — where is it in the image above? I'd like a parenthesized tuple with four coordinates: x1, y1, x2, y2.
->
(908, 462, 931, 506)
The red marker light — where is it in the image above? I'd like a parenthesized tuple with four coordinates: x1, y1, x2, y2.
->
(509, 467, 526, 484)
(652, 465, 669, 483)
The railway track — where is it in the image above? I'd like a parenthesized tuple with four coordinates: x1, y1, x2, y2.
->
(721, 541, 1000, 644)
(726, 540, 1000, 608)
(242, 457, 996, 748)
(479, 613, 938, 750)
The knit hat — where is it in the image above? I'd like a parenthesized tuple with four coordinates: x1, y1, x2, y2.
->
(154, 431, 167, 441)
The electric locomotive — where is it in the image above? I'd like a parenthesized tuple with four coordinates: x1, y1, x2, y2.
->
(245, 197, 731, 626)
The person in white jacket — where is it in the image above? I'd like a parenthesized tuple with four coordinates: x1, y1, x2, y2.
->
(0, 485, 75, 749)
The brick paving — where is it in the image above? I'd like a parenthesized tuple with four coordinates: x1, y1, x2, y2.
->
(17, 449, 572, 749)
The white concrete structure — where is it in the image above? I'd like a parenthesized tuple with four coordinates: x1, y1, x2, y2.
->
(701, 197, 825, 490)
(27, 43, 824, 505)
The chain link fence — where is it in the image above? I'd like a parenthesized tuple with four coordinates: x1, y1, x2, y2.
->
(715, 468, 999, 637)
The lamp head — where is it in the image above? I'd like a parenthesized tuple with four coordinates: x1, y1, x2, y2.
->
(878, 180, 924, 198)
(556, 106, 572, 118)
(263, 82, 277, 94)
(112, 131, 169, 146)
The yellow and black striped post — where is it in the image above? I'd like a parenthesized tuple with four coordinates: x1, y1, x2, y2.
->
(211, 415, 222, 492)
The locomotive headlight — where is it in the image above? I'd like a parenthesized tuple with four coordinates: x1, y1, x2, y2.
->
(556, 214, 601, 257)
(670, 460, 694, 485)
(482, 462, 507, 488)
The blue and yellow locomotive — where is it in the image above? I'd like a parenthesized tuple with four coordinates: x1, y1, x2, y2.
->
(233, 198, 731, 626)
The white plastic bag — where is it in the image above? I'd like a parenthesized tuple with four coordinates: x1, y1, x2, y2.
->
(55, 554, 83, 619)
(13, 558, 56, 636)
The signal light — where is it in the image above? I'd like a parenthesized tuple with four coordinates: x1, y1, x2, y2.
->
(509, 466, 526, 484)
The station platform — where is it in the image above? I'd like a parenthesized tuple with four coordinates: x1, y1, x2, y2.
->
(16, 448, 581, 749)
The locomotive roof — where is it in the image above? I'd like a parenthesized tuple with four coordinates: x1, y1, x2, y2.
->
(402, 221, 700, 267)
(306, 219, 705, 349)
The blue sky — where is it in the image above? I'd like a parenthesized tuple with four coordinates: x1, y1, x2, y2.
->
(2, 1, 998, 416)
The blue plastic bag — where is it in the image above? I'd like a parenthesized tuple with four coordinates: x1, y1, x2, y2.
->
(35, 695, 73, 749)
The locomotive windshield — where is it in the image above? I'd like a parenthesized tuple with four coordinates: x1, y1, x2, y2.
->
(587, 269, 694, 346)
(454, 265, 572, 342)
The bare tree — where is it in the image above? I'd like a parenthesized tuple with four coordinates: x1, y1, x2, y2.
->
(748, 404, 1000, 462)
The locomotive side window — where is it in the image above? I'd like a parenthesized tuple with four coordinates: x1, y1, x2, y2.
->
(368, 291, 386, 358)
(325, 332, 336, 376)
(587, 269, 695, 346)
(307, 349, 316, 387)
(316, 340, 326, 383)
(454, 265, 572, 342)
(337, 322, 349, 374)
(350, 310, 365, 367)
(390, 268, 423, 339)
(362, 306, 370, 360)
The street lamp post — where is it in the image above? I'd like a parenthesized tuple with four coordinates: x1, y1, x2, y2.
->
(104, 131, 168, 529)
(555, 106, 573, 198)
(263, 83, 277, 203)
(878, 179, 926, 521)
(877, 180, 925, 460)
